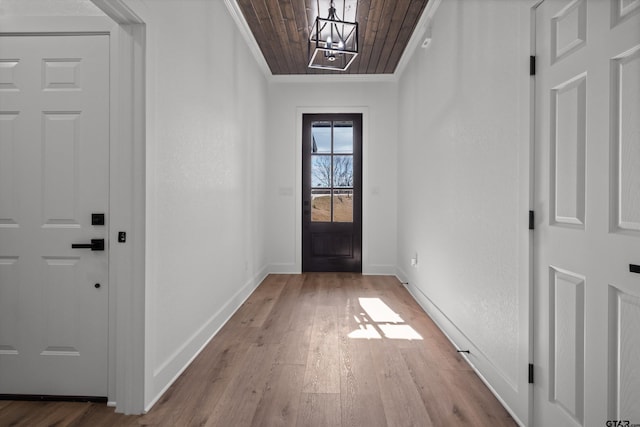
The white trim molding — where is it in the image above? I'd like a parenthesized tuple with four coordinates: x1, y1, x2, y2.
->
(270, 73, 396, 84)
(90, 0, 147, 415)
(394, 0, 442, 77)
(93, 1, 146, 415)
(223, 0, 272, 77)
(92, 0, 143, 24)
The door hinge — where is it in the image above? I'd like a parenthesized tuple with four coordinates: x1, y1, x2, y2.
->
(529, 210, 535, 230)
(530, 55, 536, 76)
(528, 363, 534, 384)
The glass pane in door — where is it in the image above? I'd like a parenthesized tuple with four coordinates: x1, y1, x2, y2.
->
(311, 189, 331, 222)
(311, 122, 331, 153)
(333, 121, 353, 153)
(333, 189, 353, 222)
(333, 155, 353, 187)
(311, 155, 331, 187)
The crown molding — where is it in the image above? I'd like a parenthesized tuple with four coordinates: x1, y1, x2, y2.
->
(224, 0, 442, 83)
(393, 0, 442, 78)
(270, 73, 397, 84)
(223, 0, 272, 78)
(91, 0, 144, 24)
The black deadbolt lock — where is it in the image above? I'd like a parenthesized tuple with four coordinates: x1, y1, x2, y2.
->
(92, 213, 105, 226)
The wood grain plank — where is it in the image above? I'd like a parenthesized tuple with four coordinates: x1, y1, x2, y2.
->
(363, 0, 396, 73)
(355, 0, 384, 73)
(0, 401, 48, 427)
(291, 0, 314, 73)
(237, 0, 284, 74)
(69, 404, 142, 427)
(374, 0, 411, 74)
(339, 328, 387, 427)
(317, 272, 343, 306)
(256, 275, 305, 344)
(278, 0, 309, 74)
(374, 0, 412, 73)
(346, 0, 369, 74)
(264, 0, 297, 74)
(274, 320, 313, 365)
(0, 401, 141, 427)
(291, 0, 311, 37)
(297, 393, 341, 426)
(302, 304, 341, 393)
(382, 0, 429, 73)
(370, 339, 434, 426)
(204, 343, 280, 426)
(401, 347, 478, 426)
(444, 368, 517, 427)
(235, 274, 285, 327)
(0, 402, 81, 427)
(251, 364, 306, 426)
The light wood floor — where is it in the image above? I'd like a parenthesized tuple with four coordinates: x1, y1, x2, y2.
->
(0, 274, 516, 427)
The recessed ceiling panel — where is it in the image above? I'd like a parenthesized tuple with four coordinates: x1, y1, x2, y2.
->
(236, 0, 430, 75)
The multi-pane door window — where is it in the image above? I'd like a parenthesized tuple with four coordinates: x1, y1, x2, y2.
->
(310, 120, 354, 223)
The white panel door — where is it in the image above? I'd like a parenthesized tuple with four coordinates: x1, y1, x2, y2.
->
(0, 35, 109, 397)
(534, 0, 640, 426)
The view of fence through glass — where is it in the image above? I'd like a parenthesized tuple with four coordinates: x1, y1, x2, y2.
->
(311, 121, 354, 222)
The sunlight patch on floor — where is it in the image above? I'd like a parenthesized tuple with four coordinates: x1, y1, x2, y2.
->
(347, 297, 423, 340)
(348, 324, 382, 339)
(358, 297, 404, 323)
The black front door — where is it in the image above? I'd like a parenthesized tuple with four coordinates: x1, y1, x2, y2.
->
(302, 114, 362, 272)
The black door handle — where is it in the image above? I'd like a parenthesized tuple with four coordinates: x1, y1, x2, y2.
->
(72, 239, 105, 251)
(630, 264, 640, 274)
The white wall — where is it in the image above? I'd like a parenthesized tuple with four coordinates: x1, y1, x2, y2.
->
(266, 81, 398, 275)
(396, 0, 531, 423)
(124, 0, 269, 409)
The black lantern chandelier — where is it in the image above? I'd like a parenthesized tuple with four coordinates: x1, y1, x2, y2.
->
(308, 0, 359, 71)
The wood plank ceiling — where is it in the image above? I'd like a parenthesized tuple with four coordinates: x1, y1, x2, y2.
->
(236, 0, 430, 75)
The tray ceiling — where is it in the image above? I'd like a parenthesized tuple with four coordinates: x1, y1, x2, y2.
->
(235, 0, 430, 75)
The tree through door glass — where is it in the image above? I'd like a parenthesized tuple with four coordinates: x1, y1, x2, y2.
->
(310, 120, 354, 223)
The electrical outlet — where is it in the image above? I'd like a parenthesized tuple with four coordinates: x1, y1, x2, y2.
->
(410, 253, 418, 267)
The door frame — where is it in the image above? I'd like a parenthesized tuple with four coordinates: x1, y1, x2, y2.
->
(301, 113, 363, 272)
(295, 107, 369, 274)
(0, 7, 146, 414)
(529, 3, 544, 427)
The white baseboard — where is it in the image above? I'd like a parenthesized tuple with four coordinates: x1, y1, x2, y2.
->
(363, 264, 397, 275)
(268, 263, 300, 274)
(144, 265, 269, 412)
